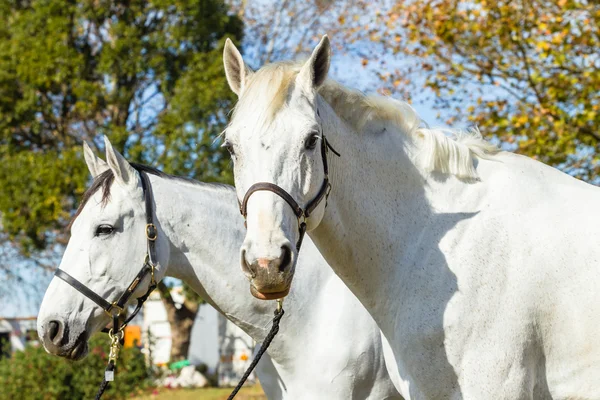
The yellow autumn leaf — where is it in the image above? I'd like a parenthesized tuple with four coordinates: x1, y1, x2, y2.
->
(536, 41, 550, 51)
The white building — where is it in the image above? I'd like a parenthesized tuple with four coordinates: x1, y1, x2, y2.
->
(140, 289, 256, 386)
(0, 316, 37, 358)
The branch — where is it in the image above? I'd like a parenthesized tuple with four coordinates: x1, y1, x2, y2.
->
(157, 280, 175, 307)
(263, 0, 291, 63)
(183, 298, 199, 314)
(513, 39, 546, 109)
(157, 281, 198, 318)
(579, 126, 600, 142)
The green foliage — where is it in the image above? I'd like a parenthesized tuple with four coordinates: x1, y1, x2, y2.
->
(182, 281, 206, 306)
(0, 0, 242, 251)
(0, 334, 153, 400)
(0, 149, 88, 254)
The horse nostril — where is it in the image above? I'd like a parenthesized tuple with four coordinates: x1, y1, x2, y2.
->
(279, 244, 292, 272)
(240, 248, 256, 278)
(48, 320, 61, 343)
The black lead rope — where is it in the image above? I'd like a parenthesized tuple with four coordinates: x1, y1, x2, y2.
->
(227, 305, 285, 400)
(94, 361, 115, 400)
(94, 315, 121, 400)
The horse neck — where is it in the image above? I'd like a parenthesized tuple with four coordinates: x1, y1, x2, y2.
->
(148, 175, 273, 339)
(311, 102, 468, 318)
(149, 174, 326, 355)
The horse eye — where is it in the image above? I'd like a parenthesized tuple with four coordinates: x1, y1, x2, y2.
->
(305, 133, 320, 150)
(95, 225, 114, 236)
(222, 140, 235, 157)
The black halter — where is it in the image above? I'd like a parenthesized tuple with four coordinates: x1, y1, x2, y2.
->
(54, 171, 159, 363)
(239, 131, 340, 252)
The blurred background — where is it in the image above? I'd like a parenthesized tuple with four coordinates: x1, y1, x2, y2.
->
(0, 0, 598, 398)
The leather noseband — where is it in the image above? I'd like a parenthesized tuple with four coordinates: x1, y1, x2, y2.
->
(239, 132, 340, 252)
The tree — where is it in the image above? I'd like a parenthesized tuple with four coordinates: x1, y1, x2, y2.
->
(157, 281, 201, 362)
(0, 0, 242, 251)
(228, 0, 363, 64)
(364, 0, 600, 181)
(0, 0, 242, 359)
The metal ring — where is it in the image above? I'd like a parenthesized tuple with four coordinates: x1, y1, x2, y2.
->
(108, 328, 124, 341)
(146, 223, 157, 241)
(104, 302, 124, 318)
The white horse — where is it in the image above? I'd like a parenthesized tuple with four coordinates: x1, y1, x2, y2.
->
(36, 138, 401, 400)
(222, 36, 600, 399)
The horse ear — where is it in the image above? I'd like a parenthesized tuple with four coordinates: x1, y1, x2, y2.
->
(297, 35, 331, 92)
(223, 38, 253, 96)
(103, 136, 139, 188)
(83, 141, 109, 178)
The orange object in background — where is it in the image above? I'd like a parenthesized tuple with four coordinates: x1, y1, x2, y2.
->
(124, 325, 142, 348)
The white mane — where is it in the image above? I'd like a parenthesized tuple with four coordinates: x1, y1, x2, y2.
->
(419, 126, 500, 180)
(319, 81, 500, 180)
(232, 61, 500, 180)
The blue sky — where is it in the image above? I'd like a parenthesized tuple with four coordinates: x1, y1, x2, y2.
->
(1, 261, 52, 318)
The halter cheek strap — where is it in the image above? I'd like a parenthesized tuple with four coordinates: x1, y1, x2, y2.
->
(54, 171, 160, 397)
(55, 172, 158, 320)
(239, 133, 340, 252)
(54, 170, 159, 344)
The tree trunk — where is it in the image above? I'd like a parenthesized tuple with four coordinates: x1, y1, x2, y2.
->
(158, 281, 199, 362)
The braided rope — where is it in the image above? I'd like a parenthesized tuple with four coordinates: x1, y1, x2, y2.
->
(94, 361, 115, 400)
(227, 307, 285, 400)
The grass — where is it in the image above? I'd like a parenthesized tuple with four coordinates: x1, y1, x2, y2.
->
(133, 385, 266, 400)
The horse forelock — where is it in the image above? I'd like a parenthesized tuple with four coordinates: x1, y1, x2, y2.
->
(230, 61, 300, 127)
(68, 170, 115, 230)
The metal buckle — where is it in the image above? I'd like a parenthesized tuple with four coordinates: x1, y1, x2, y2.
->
(144, 254, 157, 286)
(146, 223, 157, 241)
(325, 182, 332, 201)
(297, 212, 307, 227)
(128, 277, 141, 292)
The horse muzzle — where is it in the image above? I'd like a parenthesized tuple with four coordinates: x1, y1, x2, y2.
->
(39, 319, 89, 360)
(242, 247, 294, 300)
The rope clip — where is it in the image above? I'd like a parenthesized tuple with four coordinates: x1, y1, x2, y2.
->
(108, 329, 124, 365)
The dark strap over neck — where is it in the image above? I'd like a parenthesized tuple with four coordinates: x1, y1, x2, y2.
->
(140, 172, 158, 266)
